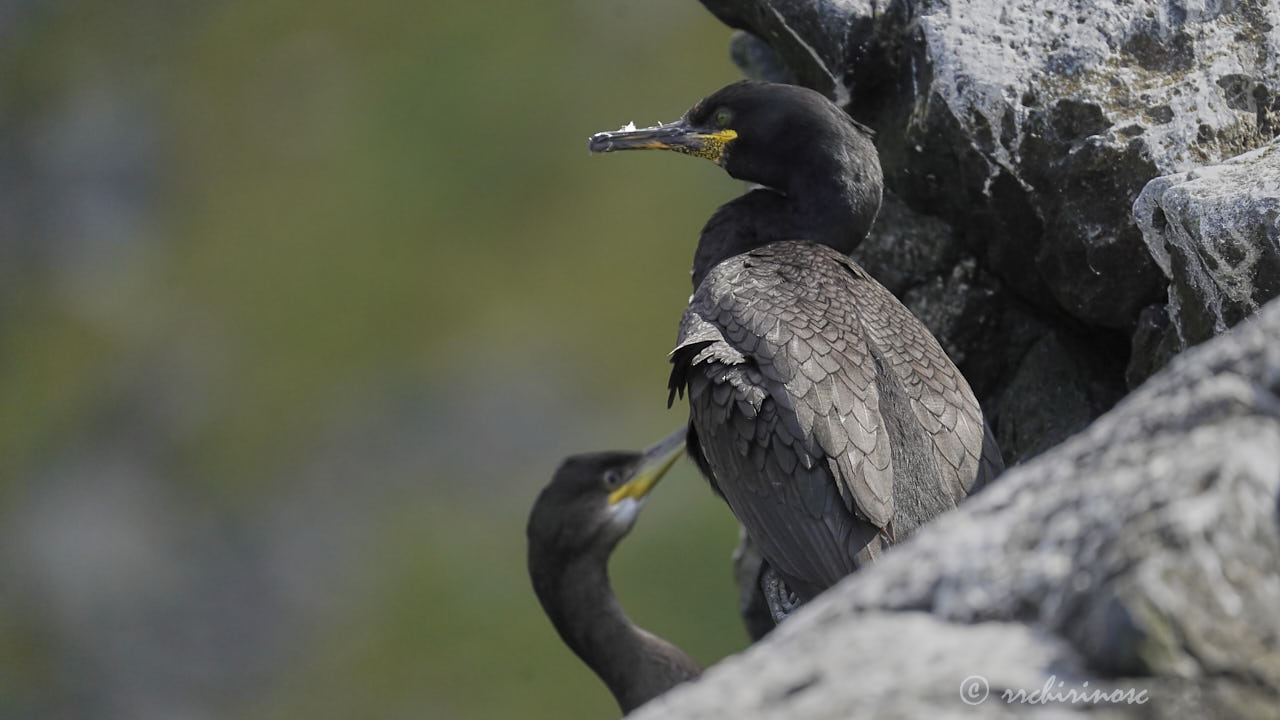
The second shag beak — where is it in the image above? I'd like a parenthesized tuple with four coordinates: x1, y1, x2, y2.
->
(588, 120, 737, 164)
(608, 426, 686, 505)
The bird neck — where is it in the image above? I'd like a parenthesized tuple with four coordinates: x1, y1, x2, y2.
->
(692, 158, 880, 289)
(528, 542, 699, 714)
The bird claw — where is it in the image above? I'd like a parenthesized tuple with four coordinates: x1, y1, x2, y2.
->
(761, 566, 801, 624)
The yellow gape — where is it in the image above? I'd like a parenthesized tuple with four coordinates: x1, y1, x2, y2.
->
(668, 128, 737, 163)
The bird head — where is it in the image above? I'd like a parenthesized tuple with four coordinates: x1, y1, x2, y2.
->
(527, 427, 686, 557)
(587, 80, 874, 196)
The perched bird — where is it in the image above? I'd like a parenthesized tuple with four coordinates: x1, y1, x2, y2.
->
(589, 81, 1003, 620)
(527, 428, 700, 714)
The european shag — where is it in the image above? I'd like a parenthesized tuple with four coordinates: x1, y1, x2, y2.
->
(527, 427, 700, 714)
(589, 81, 1004, 619)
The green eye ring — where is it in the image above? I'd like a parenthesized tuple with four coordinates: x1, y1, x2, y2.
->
(715, 110, 731, 127)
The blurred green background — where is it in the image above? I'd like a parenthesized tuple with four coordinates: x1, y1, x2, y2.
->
(0, 1, 751, 718)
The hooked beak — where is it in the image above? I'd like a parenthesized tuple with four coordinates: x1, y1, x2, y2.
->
(588, 120, 737, 164)
(608, 426, 686, 505)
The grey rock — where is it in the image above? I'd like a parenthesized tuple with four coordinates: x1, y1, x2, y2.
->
(633, 294, 1280, 720)
(992, 330, 1127, 463)
(1133, 139, 1280, 362)
(646, 612, 1097, 719)
(699, 0, 874, 106)
(728, 31, 795, 85)
(700, 0, 1280, 330)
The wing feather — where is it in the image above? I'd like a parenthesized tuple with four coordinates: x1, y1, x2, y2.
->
(668, 241, 1002, 596)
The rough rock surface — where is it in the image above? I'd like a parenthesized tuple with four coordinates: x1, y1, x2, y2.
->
(632, 296, 1280, 719)
(701, 0, 1280, 331)
(1133, 139, 1280, 377)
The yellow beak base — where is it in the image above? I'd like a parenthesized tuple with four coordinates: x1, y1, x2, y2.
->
(607, 426, 686, 505)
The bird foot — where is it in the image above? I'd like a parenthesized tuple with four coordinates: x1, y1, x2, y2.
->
(761, 567, 800, 624)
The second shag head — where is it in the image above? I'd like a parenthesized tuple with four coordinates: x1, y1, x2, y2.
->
(527, 427, 686, 556)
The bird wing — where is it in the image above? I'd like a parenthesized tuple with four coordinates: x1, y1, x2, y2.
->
(832, 253, 1002, 499)
(668, 242, 895, 593)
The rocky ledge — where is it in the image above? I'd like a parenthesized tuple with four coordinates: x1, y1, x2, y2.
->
(635, 295, 1280, 719)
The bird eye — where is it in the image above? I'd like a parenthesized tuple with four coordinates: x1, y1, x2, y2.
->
(603, 470, 623, 489)
(715, 109, 731, 127)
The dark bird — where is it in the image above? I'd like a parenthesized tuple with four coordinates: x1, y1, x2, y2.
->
(527, 428, 700, 715)
(588, 81, 1004, 620)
